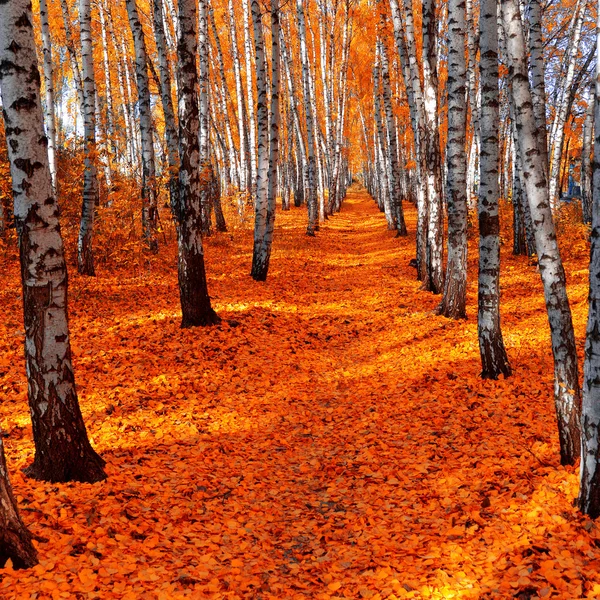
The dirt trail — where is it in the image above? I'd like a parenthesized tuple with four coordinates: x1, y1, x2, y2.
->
(1, 189, 598, 598)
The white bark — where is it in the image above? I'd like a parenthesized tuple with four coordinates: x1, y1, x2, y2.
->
(501, 0, 581, 465)
(242, 0, 258, 189)
(296, 0, 318, 235)
(579, 5, 600, 517)
(0, 0, 106, 484)
(477, 0, 511, 378)
(438, 0, 468, 318)
(78, 0, 98, 276)
(126, 0, 159, 252)
(39, 0, 57, 193)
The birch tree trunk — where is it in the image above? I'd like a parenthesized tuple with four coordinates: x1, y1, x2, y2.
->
(501, 0, 581, 466)
(176, 0, 220, 327)
(152, 0, 180, 221)
(422, 0, 444, 294)
(374, 51, 396, 230)
(578, 6, 600, 517)
(0, 437, 38, 568)
(465, 0, 480, 207)
(437, 0, 468, 318)
(297, 0, 319, 235)
(378, 34, 407, 236)
(242, 0, 258, 190)
(98, 0, 115, 190)
(250, 0, 274, 280)
(59, 0, 84, 115)
(209, 9, 240, 190)
(527, 0, 548, 170)
(229, 0, 249, 192)
(39, 0, 57, 193)
(390, 0, 428, 283)
(126, 0, 159, 253)
(582, 85, 594, 225)
(77, 0, 98, 276)
(477, 0, 511, 378)
(0, 0, 106, 483)
(198, 0, 213, 235)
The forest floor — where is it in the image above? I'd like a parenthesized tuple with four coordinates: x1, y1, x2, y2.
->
(0, 188, 599, 599)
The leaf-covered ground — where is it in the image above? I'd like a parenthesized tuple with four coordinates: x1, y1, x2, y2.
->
(0, 190, 598, 599)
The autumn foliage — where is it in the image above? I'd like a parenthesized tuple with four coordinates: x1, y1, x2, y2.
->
(0, 191, 596, 598)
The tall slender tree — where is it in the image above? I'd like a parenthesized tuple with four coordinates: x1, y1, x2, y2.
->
(250, 0, 281, 281)
(176, 0, 220, 327)
(78, 0, 98, 275)
(579, 2, 600, 518)
(500, 0, 581, 465)
(126, 0, 159, 252)
(477, 0, 511, 378)
(39, 0, 57, 193)
(152, 0, 180, 221)
(437, 0, 468, 318)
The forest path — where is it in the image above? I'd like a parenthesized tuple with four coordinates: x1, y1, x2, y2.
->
(0, 188, 597, 598)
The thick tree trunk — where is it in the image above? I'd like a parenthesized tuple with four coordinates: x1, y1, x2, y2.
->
(437, 0, 468, 319)
(0, 0, 106, 483)
(176, 0, 220, 328)
(0, 438, 37, 569)
(77, 0, 98, 276)
(501, 0, 581, 466)
(126, 0, 159, 253)
(152, 0, 180, 221)
(579, 11, 600, 517)
(477, 0, 511, 378)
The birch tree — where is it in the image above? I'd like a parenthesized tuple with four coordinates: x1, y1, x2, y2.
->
(582, 85, 594, 225)
(78, 0, 98, 276)
(477, 0, 511, 378)
(39, 0, 57, 192)
(0, 0, 106, 483)
(421, 0, 444, 294)
(297, 0, 319, 235)
(500, 0, 581, 466)
(176, 0, 220, 327)
(126, 0, 159, 252)
(437, 0, 468, 318)
(152, 0, 180, 221)
(242, 0, 258, 190)
(250, 0, 273, 280)
(377, 30, 407, 236)
(578, 5, 600, 518)
(0, 437, 38, 568)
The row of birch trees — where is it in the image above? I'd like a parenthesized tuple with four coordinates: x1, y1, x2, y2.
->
(0, 0, 356, 568)
(356, 0, 600, 516)
(6, 0, 356, 282)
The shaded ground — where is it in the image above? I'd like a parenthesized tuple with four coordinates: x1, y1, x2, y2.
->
(0, 189, 598, 599)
